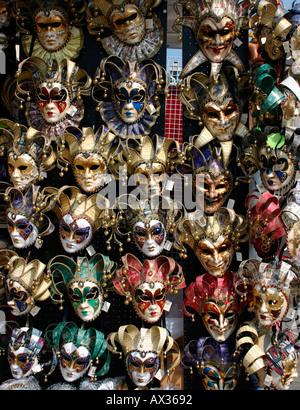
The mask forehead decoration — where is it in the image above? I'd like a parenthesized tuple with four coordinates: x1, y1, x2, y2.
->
(14, 57, 91, 142)
(93, 55, 168, 139)
(5, 255, 51, 316)
(112, 193, 183, 257)
(0, 120, 56, 189)
(250, 1, 292, 64)
(179, 68, 249, 151)
(176, 139, 244, 215)
(106, 324, 181, 385)
(181, 337, 240, 389)
(182, 271, 244, 341)
(57, 125, 120, 192)
(110, 134, 180, 195)
(172, 0, 253, 78)
(55, 185, 114, 254)
(241, 127, 299, 196)
(245, 188, 286, 259)
(47, 253, 117, 321)
(87, 0, 163, 62)
(112, 253, 185, 323)
(4, 184, 57, 249)
(235, 258, 300, 327)
(46, 322, 111, 381)
(176, 206, 248, 274)
(13, 0, 85, 63)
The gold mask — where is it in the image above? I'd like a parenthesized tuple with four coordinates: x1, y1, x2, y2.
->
(73, 153, 107, 193)
(35, 9, 69, 52)
(110, 4, 146, 45)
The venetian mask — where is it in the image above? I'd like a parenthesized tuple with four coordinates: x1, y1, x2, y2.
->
(8, 344, 38, 380)
(113, 80, 147, 124)
(7, 212, 39, 249)
(73, 153, 107, 193)
(271, 352, 299, 390)
(252, 283, 288, 327)
(7, 153, 39, 190)
(59, 214, 93, 254)
(202, 97, 240, 142)
(201, 299, 239, 342)
(110, 4, 146, 45)
(287, 220, 300, 258)
(68, 280, 103, 322)
(195, 236, 234, 278)
(34, 9, 70, 52)
(133, 282, 166, 323)
(258, 26, 284, 61)
(0, 5, 8, 28)
(133, 162, 166, 195)
(259, 147, 295, 194)
(193, 171, 232, 215)
(37, 81, 71, 124)
(125, 350, 160, 387)
(59, 342, 91, 382)
(196, 17, 235, 63)
(201, 361, 239, 390)
(133, 219, 166, 257)
(6, 279, 34, 316)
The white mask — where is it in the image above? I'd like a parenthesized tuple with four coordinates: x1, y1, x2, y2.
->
(59, 342, 91, 382)
(126, 350, 159, 387)
(7, 212, 39, 249)
(8, 345, 38, 379)
(133, 219, 166, 257)
(59, 214, 93, 254)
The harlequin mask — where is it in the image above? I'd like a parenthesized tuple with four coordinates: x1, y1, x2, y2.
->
(181, 337, 240, 390)
(48, 253, 116, 322)
(46, 322, 110, 381)
(114, 80, 147, 124)
(5, 256, 51, 316)
(113, 253, 185, 323)
(177, 207, 248, 277)
(107, 325, 181, 387)
(34, 9, 69, 52)
(236, 259, 300, 328)
(183, 272, 242, 342)
(8, 327, 45, 380)
(37, 81, 71, 124)
(110, 4, 145, 45)
(56, 186, 112, 254)
(4, 185, 57, 249)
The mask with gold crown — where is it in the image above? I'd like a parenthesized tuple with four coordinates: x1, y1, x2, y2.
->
(4, 184, 57, 249)
(13, 0, 86, 63)
(112, 253, 185, 323)
(0, 119, 56, 190)
(106, 324, 181, 388)
(110, 134, 180, 196)
(57, 125, 121, 193)
(86, 0, 163, 62)
(175, 207, 248, 277)
(173, 0, 254, 79)
(47, 253, 117, 322)
(92, 55, 168, 139)
(14, 57, 92, 142)
(5, 255, 51, 316)
(112, 193, 183, 258)
(55, 185, 114, 254)
(46, 321, 111, 382)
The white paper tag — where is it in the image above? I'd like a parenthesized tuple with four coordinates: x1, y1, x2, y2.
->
(147, 103, 156, 115)
(234, 38, 242, 47)
(102, 301, 111, 312)
(155, 369, 164, 381)
(88, 366, 97, 377)
(145, 18, 153, 29)
(164, 300, 172, 312)
(32, 364, 42, 374)
(236, 252, 243, 261)
(227, 199, 235, 209)
(0, 311, 6, 334)
(164, 179, 174, 191)
(30, 305, 41, 317)
(164, 240, 173, 251)
(67, 105, 78, 117)
(264, 374, 273, 387)
(87, 245, 96, 256)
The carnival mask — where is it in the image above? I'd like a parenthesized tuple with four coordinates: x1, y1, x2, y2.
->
(110, 4, 146, 45)
(7, 153, 39, 191)
(202, 361, 239, 390)
(258, 26, 284, 61)
(133, 219, 166, 257)
(73, 153, 107, 193)
(59, 214, 93, 254)
(133, 282, 166, 323)
(6, 279, 34, 316)
(271, 353, 299, 390)
(287, 220, 300, 258)
(68, 280, 103, 322)
(125, 350, 160, 387)
(8, 345, 37, 380)
(194, 171, 232, 215)
(134, 162, 166, 195)
(195, 236, 234, 278)
(34, 9, 69, 52)
(201, 299, 239, 342)
(0, 5, 8, 27)
(196, 17, 235, 63)
(59, 342, 91, 382)
(37, 82, 71, 124)
(253, 284, 288, 327)
(114, 80, 147, 124)
(7, 212, 39, 249)
(202, 97, 240, 142)
(259, 147, 295, 194)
